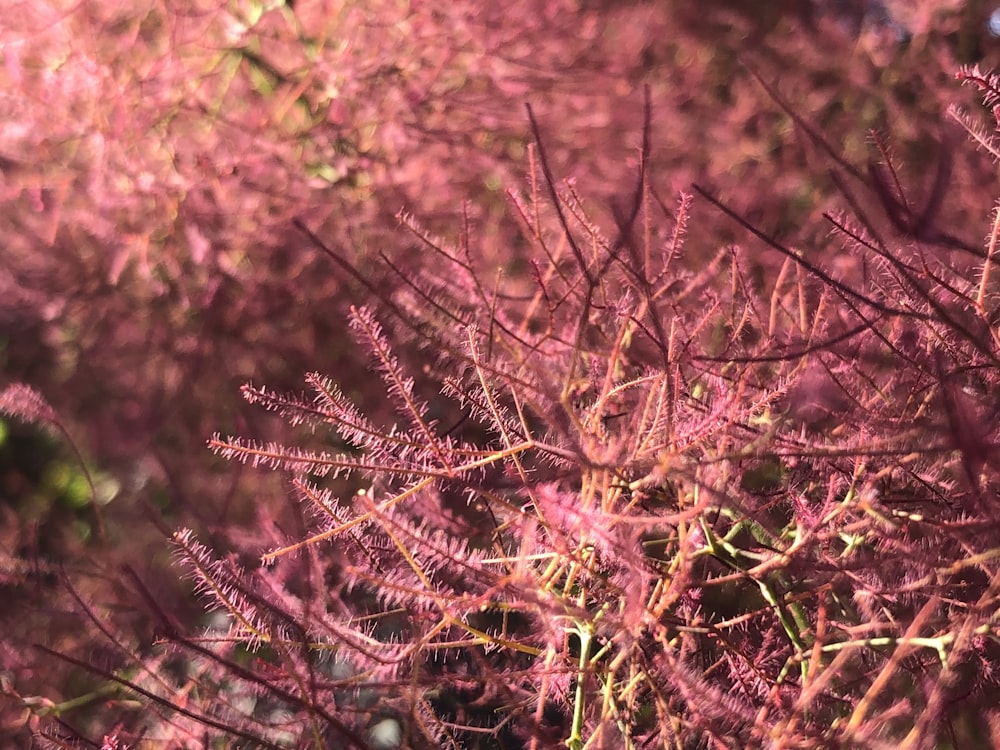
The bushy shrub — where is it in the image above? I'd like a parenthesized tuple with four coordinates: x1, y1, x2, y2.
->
(31, 70, 1000, 747)
(6, 2, 1000, 748)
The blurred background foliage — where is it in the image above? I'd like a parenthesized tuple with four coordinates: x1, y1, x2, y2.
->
(3, 0, 1000, 742)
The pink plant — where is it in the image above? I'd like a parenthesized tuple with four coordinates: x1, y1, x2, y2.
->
(8, 3, 1000, 748)
(90, 80, 1000, 745)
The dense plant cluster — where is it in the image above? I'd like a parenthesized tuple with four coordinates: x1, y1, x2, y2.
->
(32, 74, 1000, 747)
(6, 1, 1000, 748)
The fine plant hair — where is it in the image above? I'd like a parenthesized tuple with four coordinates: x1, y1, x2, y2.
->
(32, 72, 1000, 748)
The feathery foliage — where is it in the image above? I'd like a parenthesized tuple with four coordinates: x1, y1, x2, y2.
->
(9, 4, 1000, 749)
(120, 76, 1000, 747)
